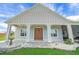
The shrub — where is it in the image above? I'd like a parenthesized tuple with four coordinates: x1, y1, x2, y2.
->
(9, 32, 14, 45)
(64, 39, 74, 45)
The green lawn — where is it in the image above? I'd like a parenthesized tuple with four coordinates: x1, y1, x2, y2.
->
(0, 32, 14, 41)
(0, 33, 6, 41)
(0, 48, 79, 55)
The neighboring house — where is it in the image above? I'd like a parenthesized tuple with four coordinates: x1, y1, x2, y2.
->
(5, 4, 79, 50)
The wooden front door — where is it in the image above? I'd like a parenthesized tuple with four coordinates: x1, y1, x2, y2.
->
(34, 28, 43, 40)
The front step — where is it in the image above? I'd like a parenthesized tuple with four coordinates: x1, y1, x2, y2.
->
(23, 42, 51, 48)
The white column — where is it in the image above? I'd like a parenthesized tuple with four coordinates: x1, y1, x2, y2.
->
(47, 25, 51, 42)
(6, 24, 11, 41)
(67, 25, 74, 42)
(27, 24, 30, 41)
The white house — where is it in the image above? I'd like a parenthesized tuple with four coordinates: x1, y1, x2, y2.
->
(4, 4, 79, 50)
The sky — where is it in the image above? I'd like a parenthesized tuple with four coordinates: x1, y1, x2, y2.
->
(0, 3, 79, 32)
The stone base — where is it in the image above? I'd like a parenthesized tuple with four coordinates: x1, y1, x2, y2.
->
(0, 40, 77, 51)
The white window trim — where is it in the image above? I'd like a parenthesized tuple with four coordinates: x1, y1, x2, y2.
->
(51, 28, 58, 38)
(20, 28, 27, 37)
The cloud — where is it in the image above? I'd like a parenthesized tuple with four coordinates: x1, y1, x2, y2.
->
(0, 29, 7, 33)
(0, 23, 7, 32)
(19, 4, 26, 11)
(56, 6, 67, 17)
(0, 23, 7, 28)
(66, 3, 79, 21)
(57, 6, 63, 13)
(0, 14, 15, 23)
(0, 4, 26, 23)
(67, 3, 79, 15)
(66, 15, 79, 21)
(43, 3, 55, 11)
(44, 3, 67, 17)
(68, 3, 79, 8)
(0, 14, 14, 18)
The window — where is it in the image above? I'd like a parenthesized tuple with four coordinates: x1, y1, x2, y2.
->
(20, 28, 26, 36)
(51, 29, 57, 37)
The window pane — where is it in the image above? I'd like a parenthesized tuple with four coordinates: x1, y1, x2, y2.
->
(51, 29, 57, 37)
(20, 28, 27, 36)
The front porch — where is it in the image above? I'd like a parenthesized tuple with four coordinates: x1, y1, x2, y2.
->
(0, 24, 78, 51)
(6, 24, 75, 44)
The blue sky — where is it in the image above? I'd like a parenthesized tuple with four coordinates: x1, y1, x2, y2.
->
(0, 3, 79, 32)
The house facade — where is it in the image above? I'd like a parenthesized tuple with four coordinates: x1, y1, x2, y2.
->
(5, 4, 79, 48)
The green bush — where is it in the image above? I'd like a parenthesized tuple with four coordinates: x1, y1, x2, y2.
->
(64, 39, 74, 45)
(9, 32, 14, 45)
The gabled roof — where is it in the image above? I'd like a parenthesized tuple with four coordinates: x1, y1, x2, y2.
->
(5, 3, 79, 25)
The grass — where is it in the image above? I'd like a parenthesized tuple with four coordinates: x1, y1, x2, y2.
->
(0, 33, 6, 41)
(0, 48, 79, 55)
(0, 32, 14, 41)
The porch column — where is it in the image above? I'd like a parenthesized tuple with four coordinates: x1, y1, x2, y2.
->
(47, 25, 51, 42)
(27, 24, 30, 40)
(67, 25, 74, 43)
(6, 24, 11, 41)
